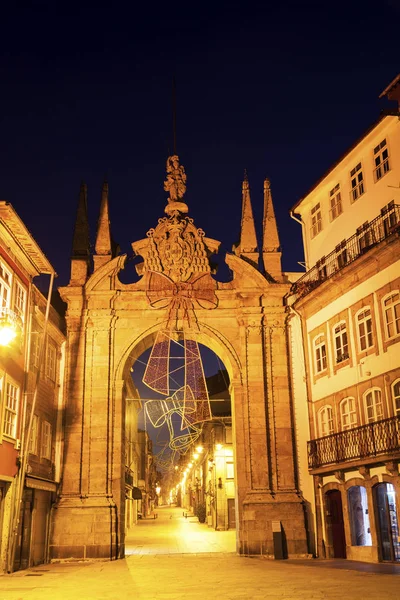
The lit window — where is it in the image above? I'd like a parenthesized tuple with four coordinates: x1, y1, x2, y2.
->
(329, 184, 342, 220)
(311, 203, 322, 238)
(364, 388, 383, 423)
(357, 308, 374, 351)
(318, 406, 334, 436)
(14, 282, 26, 322)
(46, 342, 57, 380)
(340, 397, 357, 430)
(392, 380, 400, 415)
(226, 462, 234, 479)
(314, 334, 327, 374)
(333, 322, 349, 363)
(41, 420, 52, 459)
(335, 240, 348, 270)
(383, 292, 400, 339)
(350, 163, 365, 201)
(348, 486, 372, 546)
(29, 414, 39, 454)
(374, 138, 390, 181)
(0, 262, 12, 309)
(2, 381, 19, 438)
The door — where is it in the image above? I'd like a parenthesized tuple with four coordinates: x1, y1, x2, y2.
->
(326, 489, 346, 558)
(227, 498, 235, 529)
(374, 483, 400, 562)
(31, 490, 51, 566)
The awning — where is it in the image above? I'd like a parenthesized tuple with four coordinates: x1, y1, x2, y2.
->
(132, 486, 142, 500)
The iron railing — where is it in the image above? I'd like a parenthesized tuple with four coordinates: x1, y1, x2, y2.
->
(292, 204, 400, 299)
(307, 415, 400, 469)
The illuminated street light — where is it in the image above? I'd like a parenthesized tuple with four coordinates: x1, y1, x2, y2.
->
(193, 453, 199, 460)
(216, 443, 223, 451)
(0, 309, 21, 346)
(195, 445, 204, 453)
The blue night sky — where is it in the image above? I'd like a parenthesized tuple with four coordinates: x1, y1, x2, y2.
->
(1, 1, 399, 287)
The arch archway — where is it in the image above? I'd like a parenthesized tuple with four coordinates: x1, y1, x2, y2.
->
(50, 183, 308, 560)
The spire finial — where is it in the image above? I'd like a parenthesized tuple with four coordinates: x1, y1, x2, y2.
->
(164, 155, 189, 216)
(262, 177, 282, 281)
(233, 172, 259, 268)
(70, 180, 90, 284)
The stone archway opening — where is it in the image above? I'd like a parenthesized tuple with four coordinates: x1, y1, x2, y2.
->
(123, 330, 238, 555)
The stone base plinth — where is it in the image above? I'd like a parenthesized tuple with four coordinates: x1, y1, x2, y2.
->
(49, 496, 123, 561)
(238, 492, 308, 557)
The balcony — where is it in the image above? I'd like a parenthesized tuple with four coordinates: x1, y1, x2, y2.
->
(292, 204, 400, 300)
(308, 415, 400, 470)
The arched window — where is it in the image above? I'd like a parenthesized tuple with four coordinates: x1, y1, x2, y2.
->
(356, 307, 373, 351)
(364, 388, 383, 423)
(383, 291, 400, 339)
(318, 406, 334, 437)
(392, 379, 400, 416)
(314, 334, 327, 374)
(333, 321, 348, 363)
(347, 486, 372, 546)
(339, 397, 357, 430)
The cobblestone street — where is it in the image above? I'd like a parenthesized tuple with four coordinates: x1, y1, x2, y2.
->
(1, 506, 399, 600)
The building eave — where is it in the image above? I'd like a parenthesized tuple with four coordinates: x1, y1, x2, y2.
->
(0, 201, 55, 276)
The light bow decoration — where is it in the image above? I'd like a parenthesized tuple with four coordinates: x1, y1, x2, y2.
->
(139, 155, 219, 465)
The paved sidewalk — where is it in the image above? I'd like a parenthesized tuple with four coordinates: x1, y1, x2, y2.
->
(1, 505, 399, 599)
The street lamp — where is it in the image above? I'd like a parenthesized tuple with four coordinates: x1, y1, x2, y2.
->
(0, 308, 22, 346)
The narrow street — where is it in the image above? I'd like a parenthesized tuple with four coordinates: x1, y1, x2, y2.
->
(1, 505, 400, 600)
(125, 505, 236, 555)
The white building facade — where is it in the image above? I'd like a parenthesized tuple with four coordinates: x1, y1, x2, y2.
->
(288, 76, 400, 563)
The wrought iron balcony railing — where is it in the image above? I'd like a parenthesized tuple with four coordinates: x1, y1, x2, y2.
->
(292, 204, 400, 299)
(307, 415, 400, 469)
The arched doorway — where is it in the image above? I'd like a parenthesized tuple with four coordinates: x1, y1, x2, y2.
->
(325, 489, 346, 558)
(374, 483, 400, 562)
(128, 341, 235, 539)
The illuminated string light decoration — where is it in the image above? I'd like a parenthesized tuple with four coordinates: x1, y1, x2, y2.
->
(138, 155, 218, 458)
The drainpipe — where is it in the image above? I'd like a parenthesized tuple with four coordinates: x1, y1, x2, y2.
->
(7, 271, 55, 573)
(290, 210, 309, 271)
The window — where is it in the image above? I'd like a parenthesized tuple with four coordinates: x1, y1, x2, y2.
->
(350, 163, 365, 201)
(0, 261, 11, 309)
(318, 406, 334, 436)
(383, 292, 400, 339)
(314, 335, 327, 374)
(29, 414, 39, 454)
(316, 257, 327, 280)
(2, 381, 19, 438)
(13, 282, 26, 321)
(311, 203, 322, 238)
(226, 462, 234, 479)
(41, 421, 52, 459)
(333, 322, 349, 363)
(356, 308, 374, 351)
(392, 380, 400, 415)
(381, 201, 399, 236)
(357, 222, 373, 253)
(329, 184, 342, 220)
(348, 486, 372, 546)
(30, 334, 41, 369)
(364, 388, 383, 423)
(45, 342, 56, 380)
(374, 138, 390, 181)
(335, 240, 348, 269)
(340, 397, 357, 430)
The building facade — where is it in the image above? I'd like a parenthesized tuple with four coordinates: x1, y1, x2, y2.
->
(0, 202, 65, 573)
(288, 76, 400, 562)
